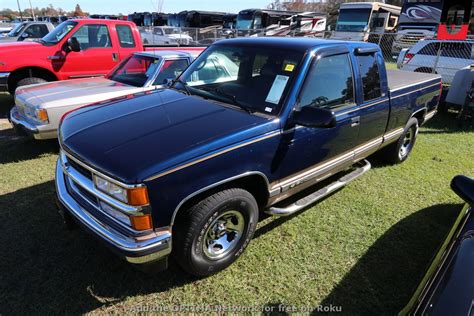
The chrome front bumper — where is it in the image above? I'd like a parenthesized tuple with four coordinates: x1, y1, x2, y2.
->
(10, 106, 56, 140)
(55, 157, 172, 265)
(0, 72, 9, 92)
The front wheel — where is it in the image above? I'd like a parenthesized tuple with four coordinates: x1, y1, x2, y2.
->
(383, 117, 419, 164)
(173, 188, 258, 276)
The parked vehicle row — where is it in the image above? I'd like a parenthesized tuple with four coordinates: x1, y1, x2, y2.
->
(51, 37, 442, 276)
(0, 19, 205, 95)
(10, 50, 202, 139)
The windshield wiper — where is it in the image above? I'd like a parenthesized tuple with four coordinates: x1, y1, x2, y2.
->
(212, 88, 254, 114)
(171, 78, 191, 95)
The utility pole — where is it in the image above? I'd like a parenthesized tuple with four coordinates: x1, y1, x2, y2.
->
(16, 0, 23, 21)
(28, 0, 36, 21)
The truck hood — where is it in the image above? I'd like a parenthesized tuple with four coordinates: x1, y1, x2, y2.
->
(0, 41, 42, 52)
(16, 77, 144, 109)
(60, 89, 278, 183)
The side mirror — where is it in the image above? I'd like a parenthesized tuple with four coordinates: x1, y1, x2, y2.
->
(292, 106, 336, 129)
(19, 32, 29, 41)
(162, 78, 174, 86)
(451, 175, 474, 206)
(67, 37, 81, 52)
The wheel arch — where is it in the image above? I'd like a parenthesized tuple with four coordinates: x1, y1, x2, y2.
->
(8, 66, 58, 92)
(170, 172, 271, 227)
(414, 67, 437, 74)
(411, 107, 427, 125)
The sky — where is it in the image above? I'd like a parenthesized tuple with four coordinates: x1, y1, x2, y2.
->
(1, 0, 271, 14)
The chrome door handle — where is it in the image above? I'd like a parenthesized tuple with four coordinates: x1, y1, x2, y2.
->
(351, 116, 360, 127)
(112, 53, 119, 62)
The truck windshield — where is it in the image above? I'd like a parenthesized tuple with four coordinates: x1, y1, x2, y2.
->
(336, 8, 371, 32)
(175, 44, 303, 116)
(42, 21, 77, 44)
(236, 12, 254, 29)
(7, 23, 26, 37)
(108, 55, 161, 87)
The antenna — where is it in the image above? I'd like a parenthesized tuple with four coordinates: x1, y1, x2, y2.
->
(157, 0, 164, 13)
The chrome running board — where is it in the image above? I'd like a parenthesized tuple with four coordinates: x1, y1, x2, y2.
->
(265, 159, 371, 216)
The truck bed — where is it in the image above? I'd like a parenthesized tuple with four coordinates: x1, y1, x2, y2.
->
(387, 69, 440, 92)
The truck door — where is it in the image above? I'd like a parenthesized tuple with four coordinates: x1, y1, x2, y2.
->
(354, 50, 390, 159)
(275, 49, 360, 192)
(59, 23, 119, 79)
(115, 24, 140, 60)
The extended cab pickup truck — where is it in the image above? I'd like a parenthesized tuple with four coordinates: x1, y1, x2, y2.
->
(0, 19, 201, 95)
(56, 38, 442, 276)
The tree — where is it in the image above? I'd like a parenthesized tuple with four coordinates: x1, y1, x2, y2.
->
(73, 4, 85, 17)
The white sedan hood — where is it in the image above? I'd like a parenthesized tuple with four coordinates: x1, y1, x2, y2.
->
(15, 77, 146, 109)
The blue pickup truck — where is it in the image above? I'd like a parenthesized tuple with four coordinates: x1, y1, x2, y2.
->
(56, 38, 442, 276)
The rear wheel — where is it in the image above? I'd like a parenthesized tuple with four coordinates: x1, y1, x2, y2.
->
(173, 188, 258, 276)
(383, 118, 419, 164)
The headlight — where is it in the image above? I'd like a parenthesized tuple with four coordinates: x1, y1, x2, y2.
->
(24, 106, 49, 124)
(93, 175, 149, 206)
(99, 201, 131, 226)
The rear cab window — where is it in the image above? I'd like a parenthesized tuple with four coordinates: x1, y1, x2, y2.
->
(357, 54, 382, 102)
(117, 25, 136, 48)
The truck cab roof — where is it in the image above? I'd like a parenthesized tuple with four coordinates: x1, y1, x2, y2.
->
(213, 36, 376, 53)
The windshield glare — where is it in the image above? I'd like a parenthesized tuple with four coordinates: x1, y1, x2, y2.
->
(109, 55, 160, 87)
(42, 21, 77, 44)
(177, 44, 302, 116)
(336, 9, 371, 32)
(7, 23, 26, 37)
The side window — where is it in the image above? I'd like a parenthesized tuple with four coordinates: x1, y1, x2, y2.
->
(418, 43, 440, 56)
(357, 54, 382, 102)
(25, 24, 49, 37)
(441, 42, 472, 59)
(388, 16, 397, 28)
(297, 54, 355, 110)
(72, 24, 111, 49)
(153, 59, 190, 85)
(117, 25, 135, 48)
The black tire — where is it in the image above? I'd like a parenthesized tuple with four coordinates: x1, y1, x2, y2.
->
(383, 117, 419, 164)
(414, 67, 437, 74)
(173, 188, 258, 276)
(12, 77, 48, 94)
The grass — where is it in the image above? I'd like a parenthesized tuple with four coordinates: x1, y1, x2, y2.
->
(0, 94, 473, 314)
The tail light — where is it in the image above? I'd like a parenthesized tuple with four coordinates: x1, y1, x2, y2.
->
(403, 53, 414, 64)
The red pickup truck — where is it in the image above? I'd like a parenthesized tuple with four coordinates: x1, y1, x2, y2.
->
(0, 19, 202, 94)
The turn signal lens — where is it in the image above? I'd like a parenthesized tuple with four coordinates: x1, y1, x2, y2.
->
(127, 187, 150, 206)
(36, 108, 49, 122)
(130, 214, 153, 231)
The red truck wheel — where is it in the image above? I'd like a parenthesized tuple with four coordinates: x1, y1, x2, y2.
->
(173, 188, 258, 276)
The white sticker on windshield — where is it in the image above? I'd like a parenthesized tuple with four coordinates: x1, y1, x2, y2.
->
(265, 75, 289, 105)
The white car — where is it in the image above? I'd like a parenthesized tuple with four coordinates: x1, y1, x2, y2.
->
(398, 39, 474, 84)
(154, 27, 194, 46)
(140, 29, 178, 46)
(10, 50, 200, 140)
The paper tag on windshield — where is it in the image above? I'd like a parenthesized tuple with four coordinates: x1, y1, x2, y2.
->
(265, 75, 289, 104)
